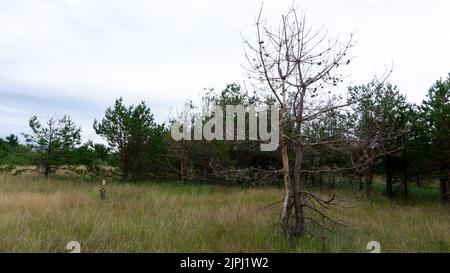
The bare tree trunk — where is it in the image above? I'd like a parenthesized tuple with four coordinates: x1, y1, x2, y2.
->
(289, 91, 308, 237)
(280, 100, 294, 233)
(292, 145, 305, 236)
(290, 140, 304, 236)
(280, 138, 293, 233)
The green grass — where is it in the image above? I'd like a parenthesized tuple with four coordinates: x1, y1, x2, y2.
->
(0, 173, 448, 253)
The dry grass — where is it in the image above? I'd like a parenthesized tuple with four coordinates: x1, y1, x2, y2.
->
(0, 174, 448, 253)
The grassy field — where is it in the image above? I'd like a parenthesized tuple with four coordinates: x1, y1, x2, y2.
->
(0, 173, 448, 253)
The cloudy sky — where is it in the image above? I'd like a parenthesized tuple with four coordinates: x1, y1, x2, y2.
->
(1, 0, 449, 142)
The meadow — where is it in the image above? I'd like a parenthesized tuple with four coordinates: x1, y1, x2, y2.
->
(0, 173, 448, 253)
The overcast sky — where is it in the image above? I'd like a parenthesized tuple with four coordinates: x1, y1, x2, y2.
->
(1, 0, 449, 142)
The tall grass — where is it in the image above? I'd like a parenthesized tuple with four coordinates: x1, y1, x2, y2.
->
(0, 174, 448, 253)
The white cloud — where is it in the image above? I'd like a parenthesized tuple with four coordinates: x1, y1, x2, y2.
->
(1, 0, 449, 141)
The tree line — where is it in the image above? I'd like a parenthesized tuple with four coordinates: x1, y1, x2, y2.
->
(0, 76, 448, 202)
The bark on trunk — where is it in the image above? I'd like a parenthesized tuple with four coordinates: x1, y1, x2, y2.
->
(280, 102, 294, 234)
(292, 142, 305, 236)
(289, 91, 307, 237)
(280, 140, 293, 233)
(281, 86, 305, 237)
(289, 117, 304, 237)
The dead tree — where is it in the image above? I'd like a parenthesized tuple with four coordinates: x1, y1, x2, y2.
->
(244, 6, 354, 237)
